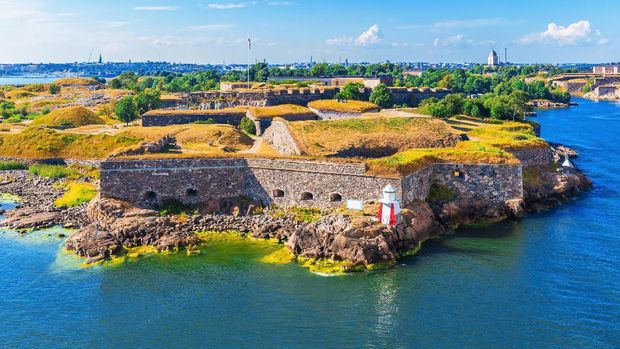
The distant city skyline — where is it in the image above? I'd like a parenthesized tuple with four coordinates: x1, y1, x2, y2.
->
(0, 0, 617, 64)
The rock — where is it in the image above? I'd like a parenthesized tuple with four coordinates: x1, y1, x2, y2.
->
(1, 208, 61, 229)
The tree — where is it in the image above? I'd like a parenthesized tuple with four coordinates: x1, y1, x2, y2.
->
(336, 82, 364, 100)
(48, 84, 61, 95)
(239, 116, 256, 135)
(309, 63, 329, 77)
(115, 96, 139, 125)
(134, 89, 161, 115)
(369, 83, 392, 108)
(442, 93, 466, 116)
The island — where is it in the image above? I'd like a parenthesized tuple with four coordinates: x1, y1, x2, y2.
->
(0, 65, 592, 273)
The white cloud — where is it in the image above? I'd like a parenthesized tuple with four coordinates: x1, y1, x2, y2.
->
(326, 24, 382, 47)
(134, 6, 177, 11)
(188, 24, 234, 31)
(207, 2, 250, 9)
(266, 1, 293, 5)
(432, 18, 511, 30)
(355, 24, 381, 46)
(520, 20, 596, 46)
(325, 35, 352, 46)
(433, 34, 465, 47)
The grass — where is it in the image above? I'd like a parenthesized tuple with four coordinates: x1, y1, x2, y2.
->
(269, 206, 325, 223)
(466, 121, 548, 150)
(30, 106, 104, 128)
(308, 100, 378, 113)
(5, 89, 35, 100)
(0, 127, 141, 159)
(29, 98, 73, 110)
(366, 142, 518, 177)
(119, 124, 254, 153)
(54, 77, 101, 87)
(28, 164, 74, 178)
(365, 117, 549, 177)
(0, 161, 27, 170)
(54, 181, 97, 207)
(247, 104, 314, 119)
(289, 116, 461, 157)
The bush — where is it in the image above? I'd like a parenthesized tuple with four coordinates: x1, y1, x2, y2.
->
(192, 119, 214, 124)
(48, 84, 61, 95)
(0, 161, 27, 170)
(54, 181, 97, 208)
(28, 164, 73, 178)
(369, 83, 393, 108)
(337, 82, 365, 101)
(239, 117, 256, 135)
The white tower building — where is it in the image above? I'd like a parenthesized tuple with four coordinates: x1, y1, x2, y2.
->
(487, 49, 499, 66)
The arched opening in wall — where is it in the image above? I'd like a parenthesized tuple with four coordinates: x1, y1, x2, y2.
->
(330, 193, 342, 202)
(186, 188, 198, 197)
(301, 192, 314, 201)
(143, 191, 157, 202)
(273, 189, 284, 198)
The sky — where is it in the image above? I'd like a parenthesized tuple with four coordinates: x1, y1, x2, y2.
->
(0, 0, 618, 64)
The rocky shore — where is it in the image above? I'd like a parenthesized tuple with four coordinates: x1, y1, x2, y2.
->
(0, 144, 593, 271)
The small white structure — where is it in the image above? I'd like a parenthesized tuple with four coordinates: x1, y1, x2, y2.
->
(562, 152, 574, 168)
(378, 184, 401, 226)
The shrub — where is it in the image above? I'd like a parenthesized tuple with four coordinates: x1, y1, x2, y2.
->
(48, 84, 61, 95)
(239, 116, 256, 135)
(54, 181, 97, 208)
(28, 164, 74, 178)
(369, 83, 393, 108)
(0, 161, 27, 170)
(426, 183, 456, 203)
(192, 119, 214, 124)
(337, 82, 365, 100)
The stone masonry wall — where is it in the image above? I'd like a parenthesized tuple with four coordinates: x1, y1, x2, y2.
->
(100, 157, 524, 211)
(432, 163, 523, 204)
(100, 158, 396, 209)
(401, 165, 434, 205)
(508, 147, 553, 166)
(263, 121, 302, 155)
(141, 112, 246, 127)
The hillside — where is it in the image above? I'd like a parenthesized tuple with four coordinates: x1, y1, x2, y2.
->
(30, 106, 104, 128)
(288, 116, 462, 158)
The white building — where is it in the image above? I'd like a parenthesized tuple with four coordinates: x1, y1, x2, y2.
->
(487, 50, 499, 66)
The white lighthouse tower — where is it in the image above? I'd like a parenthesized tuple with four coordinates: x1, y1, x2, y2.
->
(378, 184, 401, 226)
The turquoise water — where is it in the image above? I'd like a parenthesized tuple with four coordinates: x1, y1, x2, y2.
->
(1, 98, 619, 348)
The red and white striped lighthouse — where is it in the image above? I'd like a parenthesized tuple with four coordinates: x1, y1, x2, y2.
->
(378, 184, 400, 226)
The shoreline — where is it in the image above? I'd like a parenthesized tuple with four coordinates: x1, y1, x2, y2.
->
(0, 143, 593, 274)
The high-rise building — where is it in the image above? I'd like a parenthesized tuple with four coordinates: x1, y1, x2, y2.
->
(487, 49, 499, 66)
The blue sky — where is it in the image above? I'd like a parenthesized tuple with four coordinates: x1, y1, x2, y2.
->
(0, 0, 617, 64)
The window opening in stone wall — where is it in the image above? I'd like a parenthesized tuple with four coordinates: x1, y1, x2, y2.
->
(330, 193, 342, 202)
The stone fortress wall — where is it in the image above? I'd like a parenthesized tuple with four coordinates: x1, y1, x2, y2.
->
(100, 157, 524, 210)
(140, 87, 452, 128)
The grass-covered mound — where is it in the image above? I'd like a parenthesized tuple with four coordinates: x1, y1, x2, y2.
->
(31, 106, 105, 128)
(366, 117, 546, 177)
(308, 100, 379, 113)
(119, 124, 254, 153)
(5, 89, 35, 100)
(54, 77, 101, 87)
(289, 117, 461, 158)
(0, 127, 140, 159)
(366, 142, 518, 177)
(247, 104, 314, 119)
